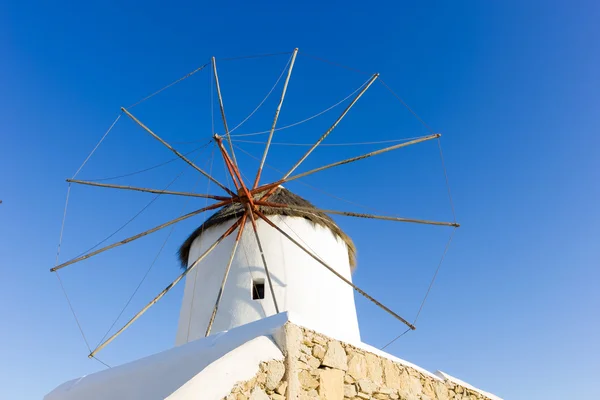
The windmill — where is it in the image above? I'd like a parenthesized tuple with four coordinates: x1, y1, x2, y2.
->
(50, 48, 459, 365)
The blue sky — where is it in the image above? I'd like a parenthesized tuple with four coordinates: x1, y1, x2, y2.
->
(1, 1, 599, 399)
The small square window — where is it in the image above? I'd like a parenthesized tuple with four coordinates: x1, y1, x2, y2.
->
(252, 279, 265, 300)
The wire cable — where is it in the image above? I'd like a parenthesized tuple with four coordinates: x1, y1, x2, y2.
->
(72, 114, 122, 179)
(53, 184, 93, 353)
(68, 142, 211, 262)
(380, 328, 411, 350)
(91, 356, 112, 368)
(380, 227, 457, 350)
(126, 63, 210, 109)
(233, 143, 386, 214)
(95, 148, 212, 348)
(54, 271, 92, 352)
(413, 227, 457, 324)
(437, 139, 457, 223)
(231, 136, 429, 147)
(378, 78, 435, 134)
(83, 141, 211, 182)
(227, 78, 370, 138)
(228, 54, 293, 134)
(298, 51, 372, 76)
(218, 51, 293, 62)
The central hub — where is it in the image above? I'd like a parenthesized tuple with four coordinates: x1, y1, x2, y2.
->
(237, 187, 249, 201)
(237, 188, 256, 210)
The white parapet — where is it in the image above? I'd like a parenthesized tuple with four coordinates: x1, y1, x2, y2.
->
(45, 312, 502, 400)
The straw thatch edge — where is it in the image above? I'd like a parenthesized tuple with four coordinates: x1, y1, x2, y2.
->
(177, 187, 356, 269)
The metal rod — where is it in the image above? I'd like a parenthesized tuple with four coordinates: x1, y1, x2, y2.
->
(67, 179, 231, 201)
(254, 209, 416, 330)
(211, 57, 238, 168)
(121, 107, 234, 196)
(253, 48, 299, 189)
(89, 218, 243, 358)
(247, 206, 279, 313)
(253, 134, 440, 196)
(205, 214, 247, 337)
(50, 199, 232, 272)
(281, 73, 379, 180)
(253, 201, 459, 227)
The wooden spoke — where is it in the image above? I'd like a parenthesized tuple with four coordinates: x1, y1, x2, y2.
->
(215, 135, 243, 192)
(67, 179, 231, 201)
(50, 199, 233, 272)
(281, 73, 379, 180)
(253, 201, 459, 228)
(253, 48, 299, 189)
(205, 214, 248, 337)
(246, 205, 279, 313)
(254, 209, 416, 331)
(253, 134, 440, 196)
(121, 107, 235, 196)
(215, 135, 255, 207)
(211, 57, 239, 169)
(89, 217, 243, 358)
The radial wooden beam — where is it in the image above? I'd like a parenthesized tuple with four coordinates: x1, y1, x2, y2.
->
(254, 134, 440, 196)
(216, 136, 242, 192)
(246, 205, 279, 313)
(205, 214, 247, 337)
(215, 134, 255, 208)
(89, 218, 243, 358)
(253, 201, 459, 228)
(121, 107, 235, 196)
(211, 57, 239, 169)
(281, 73, 379, 180)
(67, 179, 231, 201)
(50, 199, 233, 272)
(254, 209, 416, 331)
(253, 48, 299, 189)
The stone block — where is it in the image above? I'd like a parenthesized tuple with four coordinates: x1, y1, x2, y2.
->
(307, 355, 321, 369)
(357, 379, 377, 394)
(313, 334, 327, 346)
(377, 387, 397, 395)
(276, 381, 288, 395)
(299, 370, 320, 389)
(433, 382, 449, 400)
(312, 344, 326, 360)
(249, 387, 269, 400)
(344, 384, 357, 397)
(264, 360, 285, 391)
(382, 359, 401, 390)
(365, 353, 383, 385)
(408, 375, 422, 395)
(322, 340, 348, 371)
(318, 368, 344, 400)
(347, 352, 367, 380)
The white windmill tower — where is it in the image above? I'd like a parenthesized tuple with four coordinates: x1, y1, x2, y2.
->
(175, 185, 361, 345)
(44, 49, 501, 400)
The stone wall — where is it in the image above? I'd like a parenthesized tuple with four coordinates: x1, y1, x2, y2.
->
(223, 322, 498, 400)
(224, 359, 287, 400)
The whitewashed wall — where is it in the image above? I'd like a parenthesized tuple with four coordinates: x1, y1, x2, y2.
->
(175, 216, 360, 345)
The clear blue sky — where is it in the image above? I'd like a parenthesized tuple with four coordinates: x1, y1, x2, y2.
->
(1, 1, 599, 399)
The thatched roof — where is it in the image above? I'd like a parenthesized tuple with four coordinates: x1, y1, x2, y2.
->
(178, 187, 356, 269)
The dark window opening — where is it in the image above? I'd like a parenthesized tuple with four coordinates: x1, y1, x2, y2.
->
(252, 279, 265, 300)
